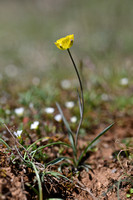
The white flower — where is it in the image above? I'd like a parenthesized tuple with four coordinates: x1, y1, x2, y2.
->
(29, 103, 34, 109)
(44, 107, 55, 114)
(30, 121, 39, 129)
(70, 116, 77, 123)
(65, 101, 75, 109)
(120, 77, 129, 86)
(101, 93, 109, 101)
(60, 79, 71, 89)
(14, 107, 24, 116)
(54, 114, 62, 122)
(14, 130, 22, 138)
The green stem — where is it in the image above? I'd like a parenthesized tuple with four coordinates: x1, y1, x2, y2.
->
(67, 49, 84, 147)
(31, 162, 43, 200)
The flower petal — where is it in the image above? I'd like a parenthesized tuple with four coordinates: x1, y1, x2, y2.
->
(55, 34, 74, 50)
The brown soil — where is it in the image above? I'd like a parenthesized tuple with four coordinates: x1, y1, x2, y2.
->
(0, 115, 133, 200)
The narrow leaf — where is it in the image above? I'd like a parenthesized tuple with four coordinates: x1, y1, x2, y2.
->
(56, 102, 76, 156)
(31, 141, 71, 159)
(56, 102, 72, 132)
(58, 162, 70, 173)
(78, 123, 114, 165)
(46, 171, 73, 183)
(24, 137, 50, 160)
(0, 138, 11, 150)
(46, 156, 72, 167)
(31, 162, 43, 200)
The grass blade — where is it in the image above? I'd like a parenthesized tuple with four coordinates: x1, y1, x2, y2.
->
(31, 141, 71, 160)
(0, 138, 11, 150)
(25, 183, 39, 196)
(56, 102, 77, 157)
(31, 162, 43, 200)
(27, 137, 50, 151)
(56, 102, 72, 132)
(46, 156, 72, 167)
(24, 137, 50, 160)
(46, 171, 73, 183)
(78, 123, 114, 165)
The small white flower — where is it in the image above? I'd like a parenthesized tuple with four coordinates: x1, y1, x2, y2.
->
(14, 130, 22, 138)
(30, 121, 39, 129)
(14, 107, 24, 116)
(29, 103, 34, 109)
(54, 114, 62, 122)
(70, 116, 77, 123)
(44, 107, 55, 114)
(101, 93, 109, 101)
(60, 79, 71, 89)
(120, 77, 129, 86)
(65, 101, 75, 109)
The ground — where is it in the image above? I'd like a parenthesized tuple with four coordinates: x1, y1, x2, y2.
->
(0, 97, 133, 199)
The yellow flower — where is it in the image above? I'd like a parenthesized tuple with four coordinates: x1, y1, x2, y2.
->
(55, 34, 74, 50)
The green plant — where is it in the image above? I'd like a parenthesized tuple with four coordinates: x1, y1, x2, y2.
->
(54, 34, 114, 171)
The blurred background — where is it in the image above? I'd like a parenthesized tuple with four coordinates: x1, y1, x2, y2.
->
(0, 0, 133, 95)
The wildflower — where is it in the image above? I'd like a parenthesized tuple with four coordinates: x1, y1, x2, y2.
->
(65, 101, 75, 109)
(55, 34, 74, 50)
(54, 114, 62, 122)
(14, 130, 22, 139)
(14, 107, 24, 117)
(61, 79, 71, 89)
(44, 107, 55, 114)
(30, 121, 39, 130)
(55, 34, 84, 146)
(29, 103, 34, 109)
(70, 116, 77, 123)
(120, 77, 129, 86)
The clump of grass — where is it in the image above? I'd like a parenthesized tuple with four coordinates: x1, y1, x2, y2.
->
(0, 123, 73, 200)
(0, 121, 94, 199)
